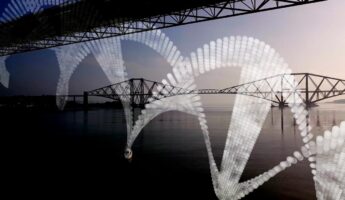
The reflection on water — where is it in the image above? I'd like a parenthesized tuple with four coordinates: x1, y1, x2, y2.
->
(2, 103, 345, 199)
(82, 103, 345, 199)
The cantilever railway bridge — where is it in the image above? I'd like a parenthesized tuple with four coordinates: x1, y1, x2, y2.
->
(86, 73, 345, 108)
(1, 73, 343, 109)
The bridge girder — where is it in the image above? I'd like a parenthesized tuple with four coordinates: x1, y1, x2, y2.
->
(0, 0, 326, 56)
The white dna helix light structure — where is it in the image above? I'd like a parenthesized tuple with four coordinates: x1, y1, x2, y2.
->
(0, 2, 344, 198)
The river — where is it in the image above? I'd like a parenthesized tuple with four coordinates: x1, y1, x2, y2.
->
(2, 103, 345, 199)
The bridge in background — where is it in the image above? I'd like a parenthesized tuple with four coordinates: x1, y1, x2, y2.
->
(0, 0, 326, 56)
(85, 73, 345, 108)
(1, 73, 343, 109)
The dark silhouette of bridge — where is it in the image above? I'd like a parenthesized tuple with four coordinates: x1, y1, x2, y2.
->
(85, 73, 345, 108)
(1, 73, 342, 109)
(0, 0, 325, 56)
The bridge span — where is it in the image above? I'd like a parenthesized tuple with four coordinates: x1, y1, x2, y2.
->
(0, 0, 326, 56)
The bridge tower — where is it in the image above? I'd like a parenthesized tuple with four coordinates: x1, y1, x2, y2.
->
(305, 73, 310, 106)
(279, 74, 286, 108)
(129, 78, 150, 125)
(129, 78, 146, 109)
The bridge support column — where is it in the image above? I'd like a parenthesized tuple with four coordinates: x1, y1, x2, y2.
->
(83, 91, 88, 110)
(305, 73, 310, 107)
(280, 107, 284, 133)
(278, 102, 286, 108)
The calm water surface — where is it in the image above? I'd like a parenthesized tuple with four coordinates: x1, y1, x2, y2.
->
(2, 103, 345, 199)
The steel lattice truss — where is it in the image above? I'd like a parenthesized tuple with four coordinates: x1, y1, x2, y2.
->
(218, 73, 345, 106)
(87, 73, 345, 107)
(87, 78, 192, 107)
(0, 0, 326, 56)
(291, 73, 345, 105)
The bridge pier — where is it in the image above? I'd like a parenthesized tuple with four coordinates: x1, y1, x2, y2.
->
(278, 102, 287, 108)
(271, 102, 288, 108)
(305, 101, 317, 107)
(280, 107, 284, 133)
(83, 91, 88, 110)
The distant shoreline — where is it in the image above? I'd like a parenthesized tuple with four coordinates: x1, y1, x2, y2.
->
(328, 99, 345, 104)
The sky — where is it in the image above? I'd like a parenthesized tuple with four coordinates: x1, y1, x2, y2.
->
(0, 0, 344, 105)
